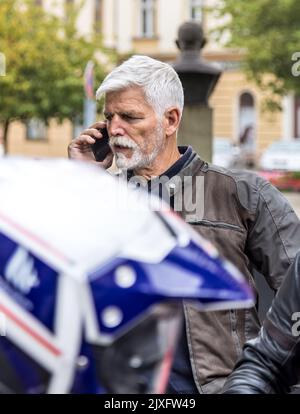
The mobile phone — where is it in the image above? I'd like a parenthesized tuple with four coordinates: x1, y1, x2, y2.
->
(91, 127, 111, 162)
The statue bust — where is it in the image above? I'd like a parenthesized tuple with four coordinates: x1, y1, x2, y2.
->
(172, 21, 222, 105)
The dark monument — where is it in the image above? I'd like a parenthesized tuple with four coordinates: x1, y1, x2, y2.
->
(172, 21, 222, 161)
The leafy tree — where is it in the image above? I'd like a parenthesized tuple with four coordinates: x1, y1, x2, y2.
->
(0, 0, 114, 152)
(212, 0, 300, 109)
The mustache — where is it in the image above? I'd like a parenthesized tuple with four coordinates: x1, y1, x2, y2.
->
(109, 136, 138, 149)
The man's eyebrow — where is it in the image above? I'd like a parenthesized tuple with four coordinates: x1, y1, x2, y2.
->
(103, 110, 144, 117)
(121, 111, 143, 117)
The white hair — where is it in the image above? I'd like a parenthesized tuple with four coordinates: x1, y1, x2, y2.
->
(96, 55, 184, 119)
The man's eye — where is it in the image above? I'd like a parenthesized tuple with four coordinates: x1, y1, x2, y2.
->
(123, 114, 138, 121)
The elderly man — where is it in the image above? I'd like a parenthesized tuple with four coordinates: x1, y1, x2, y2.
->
(68, 55, 300, 394)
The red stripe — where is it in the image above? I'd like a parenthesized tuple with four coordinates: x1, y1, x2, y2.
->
(155, 348, 174, 394)
(0, 211, 72, 265)
(0, 303, 62, 356)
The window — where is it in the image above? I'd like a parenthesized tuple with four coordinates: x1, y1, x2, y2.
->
(140, 0, 155, 38)
(190, 0, 202, 22)
(26, 119, 47, 141)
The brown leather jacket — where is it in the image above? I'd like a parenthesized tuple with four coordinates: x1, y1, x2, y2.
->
(162, 148, 300, 393)
(116, 147, 300, 393)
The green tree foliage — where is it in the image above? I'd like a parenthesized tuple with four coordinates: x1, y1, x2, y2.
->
(0, 0, 113, 152)
(213, 0, 300, 108)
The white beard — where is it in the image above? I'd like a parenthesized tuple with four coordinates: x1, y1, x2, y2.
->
(110, 124, 165, 171)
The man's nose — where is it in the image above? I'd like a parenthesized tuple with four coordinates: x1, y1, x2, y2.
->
(109, 115, 126, 136)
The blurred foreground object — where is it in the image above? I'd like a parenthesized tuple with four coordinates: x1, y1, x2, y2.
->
(0, 158, 253, 394)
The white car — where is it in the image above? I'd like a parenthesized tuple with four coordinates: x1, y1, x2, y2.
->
(212, 139, 240, 168)
(260, 140, 300, 171)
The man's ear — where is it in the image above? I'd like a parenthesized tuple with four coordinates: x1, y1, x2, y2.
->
(164, 107, 181, 137)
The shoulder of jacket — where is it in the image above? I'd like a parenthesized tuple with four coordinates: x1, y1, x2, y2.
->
(198, 163, 270, 213)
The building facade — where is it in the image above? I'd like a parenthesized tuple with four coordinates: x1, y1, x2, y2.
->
(5, 0, 298, 161)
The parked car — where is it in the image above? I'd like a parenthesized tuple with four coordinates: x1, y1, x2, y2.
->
(260, 140, 300, 171)
(212, 139, 240, 168)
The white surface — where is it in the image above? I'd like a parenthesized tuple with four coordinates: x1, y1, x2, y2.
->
(0, 157, 177, 277)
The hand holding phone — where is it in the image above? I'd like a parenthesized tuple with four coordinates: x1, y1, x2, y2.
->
(68, 122, 113, 168)
(91, 127, 111, 162)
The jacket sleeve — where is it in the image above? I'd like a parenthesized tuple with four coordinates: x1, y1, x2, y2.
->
(245, 179, 300, 290)
(223, 253, 300, 394)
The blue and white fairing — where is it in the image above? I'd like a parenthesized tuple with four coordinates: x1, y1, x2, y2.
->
(0, 158, 253, 393)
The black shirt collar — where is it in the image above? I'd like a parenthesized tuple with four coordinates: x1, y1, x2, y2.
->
(161, 146, 193, 180)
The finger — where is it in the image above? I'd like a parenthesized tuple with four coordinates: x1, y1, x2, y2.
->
(74, 135, 96, 145)
(89, 121, 107, 130)
(99, 152, 114, 169)
(81, 128, 102, 138)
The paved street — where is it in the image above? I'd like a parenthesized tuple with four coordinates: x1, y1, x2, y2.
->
(283, 192, 300, 218)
